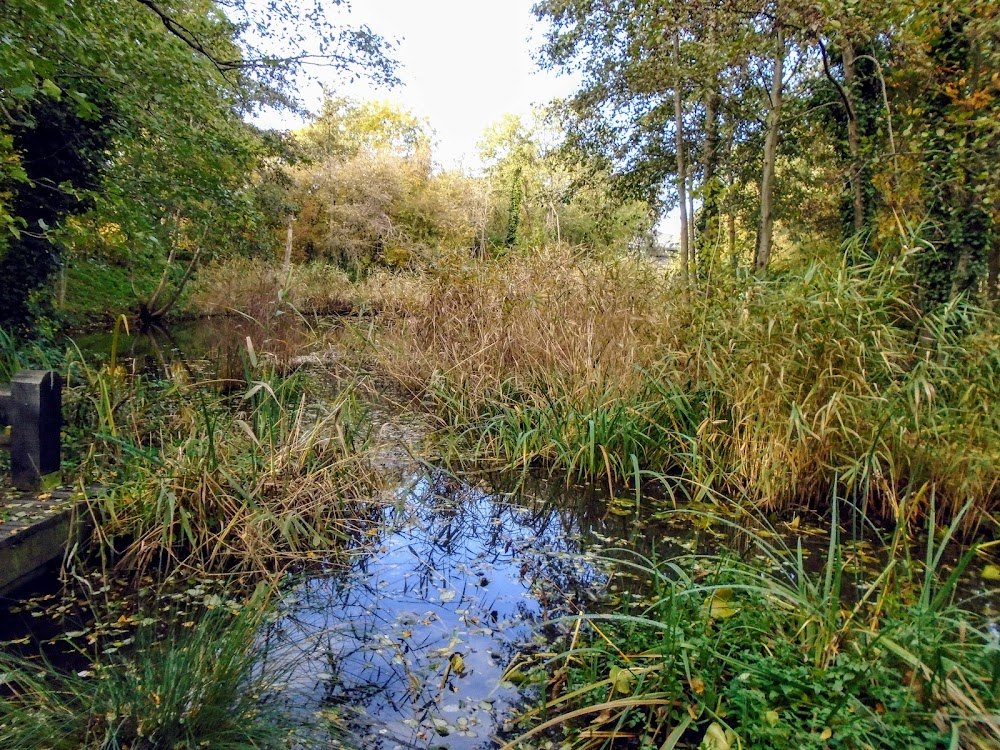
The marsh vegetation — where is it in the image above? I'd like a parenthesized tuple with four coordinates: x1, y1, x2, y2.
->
(3, 0, 1000, 748)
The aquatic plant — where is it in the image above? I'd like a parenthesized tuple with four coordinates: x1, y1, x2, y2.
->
(0, 585, 300, 750)
(361, 245, 1000, 525)
(504, 499, 1000, 750)
(188, 256, 357, 319)
(65, 342, 381, 576)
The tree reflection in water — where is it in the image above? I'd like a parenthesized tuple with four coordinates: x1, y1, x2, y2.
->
(257, 470, 614, 749)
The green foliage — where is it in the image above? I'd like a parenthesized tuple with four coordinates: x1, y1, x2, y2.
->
(894, 2, 1000, 307)
(1, 0, 397, 331)
(0, 587, 295, 750)
(0, 327, 63, 382)
(298, 95, 432, 160)
(478, 111, 655, 254)
(507, 505, 1000, 749)
(0, 90, 111, 331)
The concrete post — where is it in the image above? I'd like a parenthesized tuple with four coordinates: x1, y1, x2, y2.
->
(10, 370, 62, 491)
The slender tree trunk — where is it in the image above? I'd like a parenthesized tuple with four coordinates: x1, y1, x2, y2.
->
(674, 30, 689, 284)
(987, 239, 999, 307)
(58, 261, 67, 308)
(728, 209, 738, 273)
(283, 215, 294, 273)
(699, 87, 720, 262)
(755, 26, 785, 273)
(842, 41, 865, 236)
(688, 188, 697, 255)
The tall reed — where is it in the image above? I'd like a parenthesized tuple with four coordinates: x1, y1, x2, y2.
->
(360, 245, 1000, 524)
(65, 347, 381, 576)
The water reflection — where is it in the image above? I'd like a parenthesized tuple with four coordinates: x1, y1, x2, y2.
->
(71, 315, 323, 382)
(261, 471, 608, 749)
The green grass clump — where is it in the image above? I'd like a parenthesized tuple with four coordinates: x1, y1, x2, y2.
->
(506, 502, 1000, 750)
(0, 587, 296, 750)
(64, 344, 380, 576)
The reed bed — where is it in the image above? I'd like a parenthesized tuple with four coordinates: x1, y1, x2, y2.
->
(189, 256, 356, 319)
(66, 349, 382, 577)
(359, 244, 1000, 524)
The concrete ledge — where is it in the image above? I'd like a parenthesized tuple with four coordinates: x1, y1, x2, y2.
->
(0, 492, 89, 596)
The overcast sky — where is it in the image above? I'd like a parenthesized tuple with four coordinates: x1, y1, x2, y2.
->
(256, 0, 578, 170)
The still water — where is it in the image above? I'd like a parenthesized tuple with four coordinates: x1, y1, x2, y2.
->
(261, 471, 628, 749)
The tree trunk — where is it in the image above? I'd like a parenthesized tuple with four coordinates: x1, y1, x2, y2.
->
(842, 41, 865, 236)
(688, 188, 697, 259)
(987, 238, 999, 307)
(699, 87, 721, 256)
(283, 215, 294, 273)
(674, 30, 690, 284)
(755, 26, 785, 274)
(729, 209, 738, 273)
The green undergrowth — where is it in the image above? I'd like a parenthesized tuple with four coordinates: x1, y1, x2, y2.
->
(359, 245, 1000, 526)
(0, 584, 333, 750)
(506, 500, 1000, 750)
(59, 259, 161, 326)
(0, 325, 65, 381)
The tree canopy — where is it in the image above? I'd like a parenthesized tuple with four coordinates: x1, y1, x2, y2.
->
(533, 0, 1000, 303)
(0, 0, 396, 329)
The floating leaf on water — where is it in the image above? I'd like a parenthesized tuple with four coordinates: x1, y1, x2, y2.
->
(438, 589, 456, 603)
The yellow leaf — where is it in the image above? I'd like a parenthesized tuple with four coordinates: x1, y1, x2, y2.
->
(982, 564, 1000, 581)
(703, 588, 739, 620)
(821, 727, 832, 740)
(591, 709, 613, 725)
(610, 665, 636, 694)
(700, 721, 733, 750)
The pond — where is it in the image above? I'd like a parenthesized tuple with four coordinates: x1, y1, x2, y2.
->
(261, 471, 613, 749)
(5, 316, 1000, 748)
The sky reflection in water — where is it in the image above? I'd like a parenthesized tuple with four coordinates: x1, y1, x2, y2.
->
(264, 472, 607, 750)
